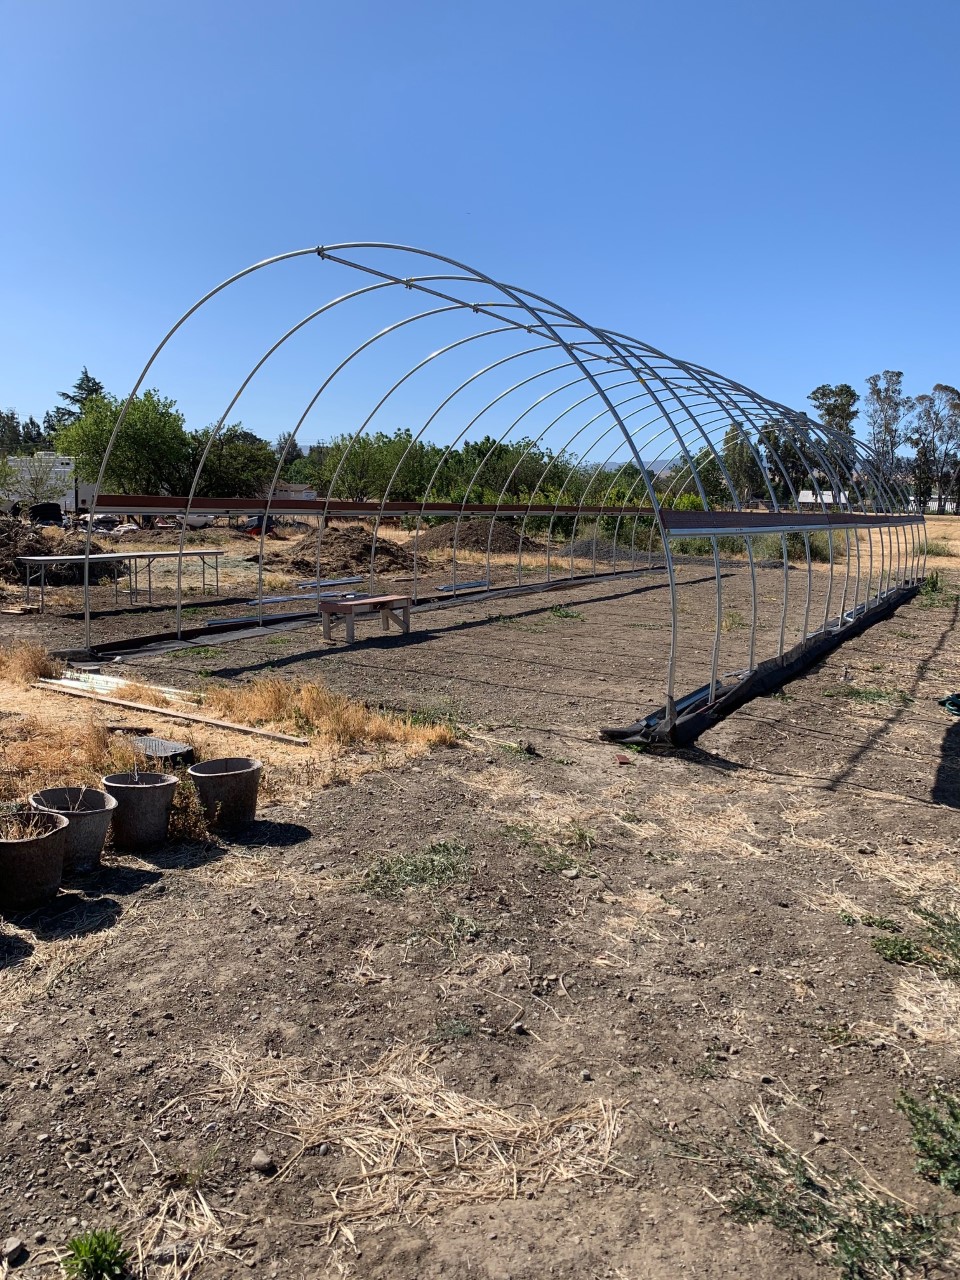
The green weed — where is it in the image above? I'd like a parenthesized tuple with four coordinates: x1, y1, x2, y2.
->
(872, 935, 930, 967)
(431, 1017, 473, 1042)
(918, 571, 958, 608)
(898, 1090, 960, 1193)
(549, 604, 584, 621)
(363, 841, 469, 898)
(62, 1228, 130, 1279)
(186, 645, 224, 659)
(436, 909, 485, 957)
(920, 539, 952, 557)
(872, 906, 960, 978)
(720, 1113, 952, 1278)
(860, 915, 901, 933)
(824, 685, 912, 706)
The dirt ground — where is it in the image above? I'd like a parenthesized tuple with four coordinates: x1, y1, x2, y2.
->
(1, 523, 959, 1277)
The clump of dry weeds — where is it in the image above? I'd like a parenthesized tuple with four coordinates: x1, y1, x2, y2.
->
(0, 642, 63, 685)
(0, 714, 147, 802)
(167, 769, 212, 843)
(203, 678, 456, 751)
(117, 680, 171, 707)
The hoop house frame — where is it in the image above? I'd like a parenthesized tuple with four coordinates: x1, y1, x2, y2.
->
(83, 243, 923, 744)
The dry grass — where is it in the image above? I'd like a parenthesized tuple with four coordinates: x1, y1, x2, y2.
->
(0, 809, 57, 840)
(896, 973, 960, 1055)
(202, 678, 456, 751)
(0, 897, 138, 1021)
(117, 680, 172, 707)
(602, 886, 682, 947)
(0, 642, 62, 685)
(204, 1043, 622, 1243)
(843, 841, 960, 897)
(0, 713, 143, 803)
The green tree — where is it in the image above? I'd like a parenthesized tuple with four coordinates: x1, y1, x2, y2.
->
(864, 371, 914, 487)
(55, 390, 192, 494)
(722, 423, 765, 503)
(191, 424, 278, 497)
(763, 426, 812, 504)
(908, 385, 960, 515)
(59, 367, 105, 420)
(0, 409, 22, 454)
(807, 383, 859, 438)
(910, 442, 937, 513)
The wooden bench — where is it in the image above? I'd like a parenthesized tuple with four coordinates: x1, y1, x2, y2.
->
(318, 594, 411, 642)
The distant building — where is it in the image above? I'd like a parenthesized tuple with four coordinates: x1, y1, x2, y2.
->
(1, 452, 96, 512)
(797, 489, 848, 507)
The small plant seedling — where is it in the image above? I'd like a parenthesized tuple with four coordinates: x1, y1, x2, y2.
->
(549, 604, 584, 621)
(439, 911, 485, 957)
(431, 1017, 473, 1042)
(860, 914, 901, 933)
(62, 1228, 130, 1279)
(898, 1090, 960, 1193)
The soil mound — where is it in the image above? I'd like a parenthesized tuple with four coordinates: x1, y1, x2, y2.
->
(416, 518, 543, 555)
(0, 517, 112, 584)
(265, 525, 417, 577)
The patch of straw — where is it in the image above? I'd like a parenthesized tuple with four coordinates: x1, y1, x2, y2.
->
(896, 972, 960, 1054)
(843, 842, 960, 897)
(0, 712, 137, 803)
(0, 898, 136, 1021)
(203, 678, 456, 752)
(125, 1183, 242, 1279)
(204, 1043, 622, 1243)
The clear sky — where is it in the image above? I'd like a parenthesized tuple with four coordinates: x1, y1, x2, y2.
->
(2, 0, 958, 445)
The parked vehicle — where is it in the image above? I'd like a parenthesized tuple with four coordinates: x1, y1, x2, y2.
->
(28, 501, 63, 526)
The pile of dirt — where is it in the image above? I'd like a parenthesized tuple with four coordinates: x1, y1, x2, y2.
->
(416, 518, 543, 555)
(0, 517, 113, 584)
(265, 525, 417, 577)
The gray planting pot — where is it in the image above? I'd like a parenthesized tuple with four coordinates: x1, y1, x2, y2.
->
(29, 786, 118, 874)
(0, 809, 69, 911)
(102, 772, 178, 850)
(188, 757, 262, 829)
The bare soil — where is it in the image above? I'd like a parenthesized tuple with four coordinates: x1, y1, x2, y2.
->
(1, 536, 959, 1277)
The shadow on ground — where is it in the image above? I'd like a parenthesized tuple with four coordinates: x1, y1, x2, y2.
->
(9, 892, 123, 943)
(933, 719, 960, 808)
(226, 819, 314, 848)
(0, 929, 34, 970)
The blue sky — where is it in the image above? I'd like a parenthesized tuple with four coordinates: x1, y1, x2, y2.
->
(2, 0, 957, 445)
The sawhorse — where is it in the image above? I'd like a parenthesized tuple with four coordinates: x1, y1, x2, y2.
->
(318, 594, 411, 642)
